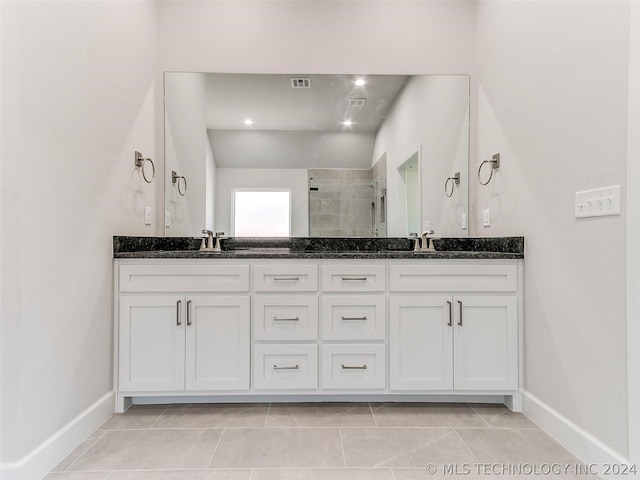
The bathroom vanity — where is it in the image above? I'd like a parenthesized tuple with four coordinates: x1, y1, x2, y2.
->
(113, 237, 524, 413)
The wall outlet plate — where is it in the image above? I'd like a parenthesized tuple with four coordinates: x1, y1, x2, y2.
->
(575, 185, 621, 218)
(165, 210, 171, 228)
(144, 206, 152, 225)
(483, 208, 490, 227)
(461, 212, 467, 229)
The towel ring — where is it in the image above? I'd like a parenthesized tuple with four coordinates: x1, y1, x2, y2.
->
(172, 170, 188, 196)
(478, 153, 500, 186)
(134, 151, 155, 183)
(444, 172, 460, 197)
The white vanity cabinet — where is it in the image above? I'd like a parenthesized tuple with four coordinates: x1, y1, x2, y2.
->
(389, 265, 519, 392)
(116, 263, 250, 409)
(114, 258, 522, 411)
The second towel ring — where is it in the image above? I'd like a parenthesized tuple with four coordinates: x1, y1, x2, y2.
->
(478, 153, 500, 186)
(134, 151, 155, 183)
(172, 170, 188, 196)
(444, 172, 460, 197)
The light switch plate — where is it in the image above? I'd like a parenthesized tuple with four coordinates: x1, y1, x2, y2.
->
(483, 208, 490, 227)
(575, 185, 621, 218)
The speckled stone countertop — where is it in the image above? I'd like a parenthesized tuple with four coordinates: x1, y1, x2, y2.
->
(113, 236, 524, 260)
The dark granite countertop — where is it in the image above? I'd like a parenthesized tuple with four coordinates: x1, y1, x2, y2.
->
(113, 236, 524, 260)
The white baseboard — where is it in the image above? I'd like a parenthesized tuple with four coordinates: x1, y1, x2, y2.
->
(0, 391, 114, 480)
(522, 390, 630, 476)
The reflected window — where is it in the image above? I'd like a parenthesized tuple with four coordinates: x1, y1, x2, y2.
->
(233, 189, 291, 237)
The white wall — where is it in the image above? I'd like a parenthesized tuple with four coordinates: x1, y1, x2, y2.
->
(157, 1, 475, 75)
(372, 75, 469, 236)
(627, 0, 640, 464)
(474, 0, 629, 459)
(215, 168, 309, 237)
(0, 0, 157, 474)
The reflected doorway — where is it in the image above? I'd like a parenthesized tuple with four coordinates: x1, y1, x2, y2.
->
(397, 151, 420, 235)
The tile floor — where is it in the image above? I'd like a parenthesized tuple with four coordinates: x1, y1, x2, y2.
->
(45, 402, 596, 480)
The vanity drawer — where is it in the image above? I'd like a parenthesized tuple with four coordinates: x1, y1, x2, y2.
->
(389, 264, 517, 292)
(253, 265, 318, 292)
(119, 264, 250, 292)
(321, 265, 386, 292)
(253, 344, 318, 390)
(322, 296, 386, 340)
(321, 344, 386, 390)
(254, 296, 319, 341)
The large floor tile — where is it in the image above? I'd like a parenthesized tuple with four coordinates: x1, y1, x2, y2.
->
(250, 468, 394, 479)
(266, 402, 376, 428)
(98, 405, 168, 431)
(341, 427, 477, 468)
(371, 403, 487, 428)
(68, 429, 223, 471)
(51, 433, 106, 472)
(45, 473, 109, 480)
(152, 403, 268, 428)
(469, 404, 539, 429)
(456, 428, 579, 464)
(392, 467, 530, 479)
(105, 469, 252, 479)
(209, 428, 344, 468)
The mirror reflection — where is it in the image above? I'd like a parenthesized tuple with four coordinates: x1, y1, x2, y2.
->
(164, 73, 469, 238)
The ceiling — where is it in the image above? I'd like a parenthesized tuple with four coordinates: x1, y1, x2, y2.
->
(203, 73, 409, 168)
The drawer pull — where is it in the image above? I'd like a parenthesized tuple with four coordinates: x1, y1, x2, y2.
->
(458, 300, 463, 326)
(446, 301, 452, 327)
(273, 364, 299, 370)
(341, 276, 367, 281)
(186, 300, 192, 326)
(273, 276, 300, 281)
(176, 300, 182, 326)
(341, 316, 367, 321)
(273, 317, 299, 322)
(341, 364, 367, 370)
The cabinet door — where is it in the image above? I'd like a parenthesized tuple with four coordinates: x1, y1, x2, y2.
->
(185, 296, 250, 391)
(119, 295, 185, 392)
(453, 295, 518, 391)
(389, 296, 453, 390)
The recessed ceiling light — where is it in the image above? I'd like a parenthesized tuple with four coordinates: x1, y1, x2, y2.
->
(354, 78, 366, 86)
(342, 120, 354, 126)
(243, 119, 254, 126)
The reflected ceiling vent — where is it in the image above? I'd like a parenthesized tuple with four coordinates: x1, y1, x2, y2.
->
(290, 77, 311, 88)
(348, 98, 366, 107)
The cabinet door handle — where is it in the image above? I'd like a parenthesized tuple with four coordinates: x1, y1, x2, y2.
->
(341, 364, 367, 370)
(446, 301, 452, 327)
(186, 300, 192, 326)
(457, 300, 463, 326)
(273, 317, 299, 322)
(273, 364, 299, 370)
(176, 300, 182, 326)
(341, 276, 367, 281)
(273, 276, 299, 281)
(341, 316, 367, 321)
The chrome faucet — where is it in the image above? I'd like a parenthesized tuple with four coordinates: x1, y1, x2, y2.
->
(200, 230, 225, 252)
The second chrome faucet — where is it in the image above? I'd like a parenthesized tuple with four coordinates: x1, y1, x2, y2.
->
(200, 229, 225, 252)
